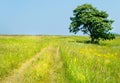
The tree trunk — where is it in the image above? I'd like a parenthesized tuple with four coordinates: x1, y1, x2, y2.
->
(91, 37, 94, 43)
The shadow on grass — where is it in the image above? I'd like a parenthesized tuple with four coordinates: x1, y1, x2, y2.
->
(76, 40, 91, 43)
(69, 40, 100, 45)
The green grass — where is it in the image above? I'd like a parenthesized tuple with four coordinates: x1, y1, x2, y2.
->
(0, 35, 120, 83)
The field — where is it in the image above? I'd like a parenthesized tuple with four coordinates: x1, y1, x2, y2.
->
(0, 35, 120, 83)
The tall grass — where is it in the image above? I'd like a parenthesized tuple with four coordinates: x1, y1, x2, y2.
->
(0, 36, 50, 79)
(59, 36, 120, 83)
(0, 35, 120, 83)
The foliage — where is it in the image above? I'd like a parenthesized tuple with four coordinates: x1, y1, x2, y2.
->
(69, 4, 115, 43)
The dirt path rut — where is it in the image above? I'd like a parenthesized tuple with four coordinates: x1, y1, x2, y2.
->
(1, 46, 67, 83)
(1, 47, 48, 83)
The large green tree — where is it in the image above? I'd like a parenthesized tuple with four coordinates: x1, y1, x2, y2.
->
(69, 4, 115, 43)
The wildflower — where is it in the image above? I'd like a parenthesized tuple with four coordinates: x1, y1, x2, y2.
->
(105, 59, 110, 64)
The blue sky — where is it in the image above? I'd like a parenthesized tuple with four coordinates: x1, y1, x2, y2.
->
(0, 0, 120, 35)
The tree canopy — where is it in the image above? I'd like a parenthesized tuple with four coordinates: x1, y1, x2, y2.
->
(69, 4, 115, 43)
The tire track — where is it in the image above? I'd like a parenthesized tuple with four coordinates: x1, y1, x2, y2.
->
(0, 47, 49, 83)
(1, 46, 67, 83)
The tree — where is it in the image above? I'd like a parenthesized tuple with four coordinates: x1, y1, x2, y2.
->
(69, 4, 115, 43)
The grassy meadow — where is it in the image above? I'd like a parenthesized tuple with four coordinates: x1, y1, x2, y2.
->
(0, 35, 120, 83)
